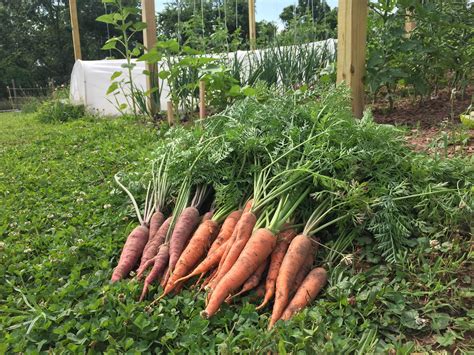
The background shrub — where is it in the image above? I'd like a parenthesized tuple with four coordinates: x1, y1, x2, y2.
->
(35, 99, 85, 123)
(21, 97, 43, 113)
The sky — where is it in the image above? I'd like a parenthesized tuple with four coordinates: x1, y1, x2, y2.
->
(154, 1, 338, 27)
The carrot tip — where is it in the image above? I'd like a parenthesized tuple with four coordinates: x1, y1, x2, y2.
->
(200, 310, 210, 319)
(139, 284, 149, 302)
(175, 274, 192, 284)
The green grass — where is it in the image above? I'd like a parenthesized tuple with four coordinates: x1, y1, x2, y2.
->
(0, 112, 472, 353)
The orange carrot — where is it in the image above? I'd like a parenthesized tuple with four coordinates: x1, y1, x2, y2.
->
(243, 199, 253, 213)
(292, 249, 314, 294)
(208, 212, 257, 290)
(161, 220, 219, 297)
(214, 229, 235, 277)
(268, 234, 312, 329)
(256, 228, 297, 310)
(202, 228, 277, 318)
(202, 211, 214, 222)
(208, 210, 242, 255)
(137, 217, 171, 279)
(280, 267, 327, 321)
(232, 257, 268, 298)
(139, 244, 169, 301)
(111, 224, 149, 282)
(168, 206, 200, 274)
(175, 238, 229, 284)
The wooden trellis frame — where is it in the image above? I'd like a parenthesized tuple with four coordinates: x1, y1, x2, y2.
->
(142, 0, 158, 115)
(336, 0, 368, 118)
(69, 0, 82, 60)
(248, 0, 257, 50)
(69, 0, 369, 118)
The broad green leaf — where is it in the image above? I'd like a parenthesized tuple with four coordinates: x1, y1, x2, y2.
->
(113, 13, 123, 22)
(131, 47, 141, 57)
(123, 7, 139, 18)
(96, 14, 115, 24)
(228, 85, 241, 96)
(241, 86, 257, 97)
(138, 50, 161, 63)
(158, 70, 170, 80)
(430, 313, 451, 331)
(110, 71, 122, 80)
(106, 82, 119, 95)
(132, 22, 147, 31)
(157, 39, 180, 53)
(101, 41, 116, 50)
(435, 331, 457, 347)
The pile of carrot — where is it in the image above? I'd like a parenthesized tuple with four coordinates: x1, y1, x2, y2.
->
(105, 87, 472, 333)
(110, 156, 334, 329)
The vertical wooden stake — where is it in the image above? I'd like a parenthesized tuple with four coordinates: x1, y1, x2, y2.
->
(336, 0, 368, 118)
(142, 0, 158, 115)
(7, 86, 14, 110)
(248, 0, 257, 50)
(69, 0, 82, 60)
(167, 101, 174, 125)
(199, 80, 206, 119)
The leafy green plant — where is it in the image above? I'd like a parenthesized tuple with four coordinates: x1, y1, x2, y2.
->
(139, 40, 216, 120)
(34, 99, 85, 123)
(366, 0, 474, 108)
(20, 97, 43, 113)
(96, 0, 146, 117)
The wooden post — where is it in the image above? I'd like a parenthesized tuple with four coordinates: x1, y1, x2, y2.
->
(6, 86, 14, 110)
(199, 80, 206, 119)
(142, 0, 158, 114)
(336, 0, 368, 118)
(11, 79, 17, 101)
(69, 0, 82, 60)
(167, 101, 174, 125)
(248, 0, 256, 50)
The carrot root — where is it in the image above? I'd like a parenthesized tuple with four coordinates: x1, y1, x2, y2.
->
(139, 244, 169, 301)
(256, 228, 296, 310)
(111, 224, 149, 282)
(280, 267, 327, 321)
(162, 220, 219, 297)
(203, 228, 276, 318)
(209, 211, 257, 290)
(268, 234, 312, 329)
(168, 207, 200, 275)
(137, 217, 172, 279)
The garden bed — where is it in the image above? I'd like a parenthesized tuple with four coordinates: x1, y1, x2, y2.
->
(1, 100, 472, 353)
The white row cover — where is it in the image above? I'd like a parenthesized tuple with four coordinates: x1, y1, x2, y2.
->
(70, 39, 336, 116)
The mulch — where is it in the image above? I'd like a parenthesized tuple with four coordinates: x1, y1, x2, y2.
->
(370, 87, 473, 156)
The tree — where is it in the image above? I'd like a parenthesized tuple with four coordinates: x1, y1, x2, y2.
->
(156, 0, 251, 51)
(277, 0, 337, 43)
(0, 0, 112, 99)
(280, 0, 331, 28)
